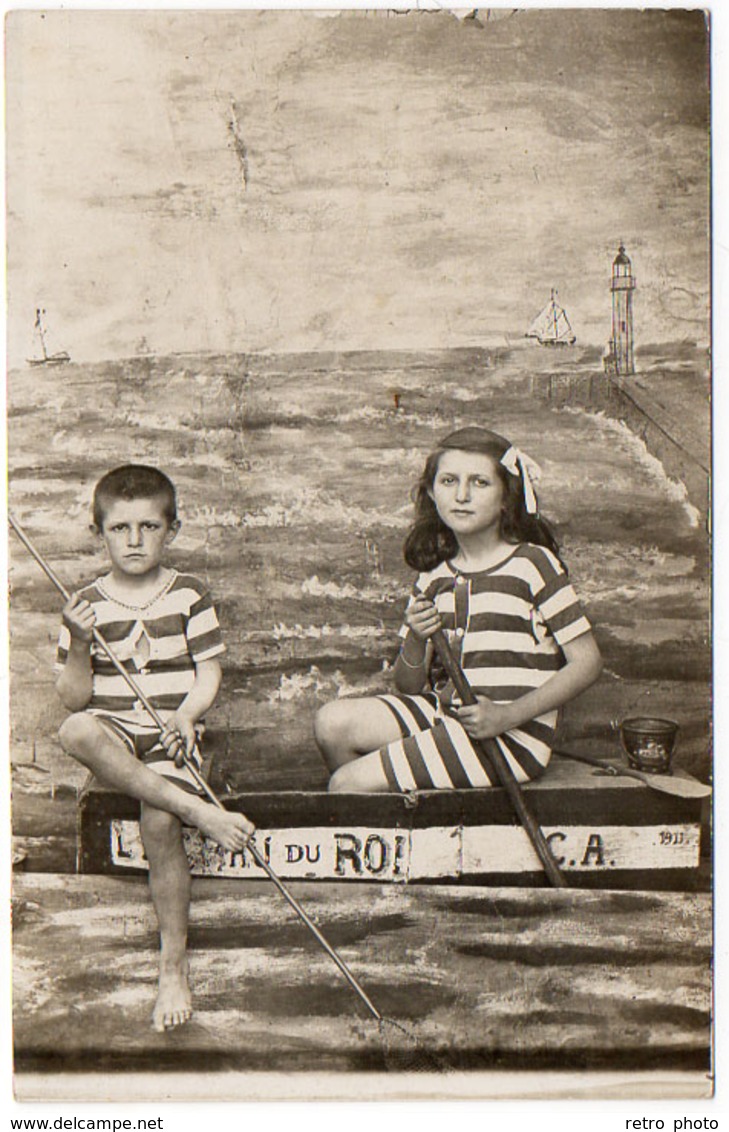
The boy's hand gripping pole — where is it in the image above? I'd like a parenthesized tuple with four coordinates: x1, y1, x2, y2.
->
(8, 511, 385, 1024)
(9, 512, 191, 753)
(430, 629, 568, 889)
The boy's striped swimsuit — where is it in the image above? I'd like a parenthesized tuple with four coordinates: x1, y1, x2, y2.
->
(57, 570, 225, 794)
(378, 543, 592, 792)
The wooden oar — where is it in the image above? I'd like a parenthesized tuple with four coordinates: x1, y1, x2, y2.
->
(430, 629, 568, 889)
(554, 747, 711, 799)
(9, 511, 441, 1070)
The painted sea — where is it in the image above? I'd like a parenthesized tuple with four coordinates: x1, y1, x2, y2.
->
(8, 343, 710, 870)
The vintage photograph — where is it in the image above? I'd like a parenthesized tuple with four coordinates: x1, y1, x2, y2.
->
(6, 5, 712, 1103)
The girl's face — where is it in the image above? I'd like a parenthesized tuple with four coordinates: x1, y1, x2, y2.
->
(429, 449, 505, 539)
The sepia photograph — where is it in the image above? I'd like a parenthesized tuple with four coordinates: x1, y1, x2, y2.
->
(5, 2, 714, 1106)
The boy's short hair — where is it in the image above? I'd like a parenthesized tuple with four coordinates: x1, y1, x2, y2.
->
(93, 465, 177, 528)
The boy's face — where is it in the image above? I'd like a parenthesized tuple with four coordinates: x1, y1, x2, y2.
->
(93, 496, 179, 578)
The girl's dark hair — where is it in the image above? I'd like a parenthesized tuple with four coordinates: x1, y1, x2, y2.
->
(92, 465, 177, 528)
(403, 427, 560, 572)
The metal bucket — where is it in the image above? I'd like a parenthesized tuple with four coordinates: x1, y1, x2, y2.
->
(620, 717, 679, 775)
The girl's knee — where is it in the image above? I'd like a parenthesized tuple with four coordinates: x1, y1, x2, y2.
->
(327, 764, 349, 793)
(314, 700, 365, 763)
(313, 699, 346, 746)
(328, 756, 390, 794)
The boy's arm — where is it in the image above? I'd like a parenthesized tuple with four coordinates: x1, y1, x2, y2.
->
(55, 594, 96, 712)
(161, 658, 223, 763)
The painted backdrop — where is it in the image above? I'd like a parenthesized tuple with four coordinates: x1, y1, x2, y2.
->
(6, 9, 712, 1090)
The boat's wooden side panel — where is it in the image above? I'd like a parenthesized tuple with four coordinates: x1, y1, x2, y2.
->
(12, 874, 712, 1086)
(78, 759, 707, 890)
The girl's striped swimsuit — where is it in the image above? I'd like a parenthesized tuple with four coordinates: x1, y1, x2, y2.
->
(57, 570, 225, 795)
(377, 543, 592, 792)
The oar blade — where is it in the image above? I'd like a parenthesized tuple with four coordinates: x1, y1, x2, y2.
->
(646, 773, 712, 799)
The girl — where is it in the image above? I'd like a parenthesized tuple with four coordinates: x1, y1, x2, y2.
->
(314, 426, 602, 793)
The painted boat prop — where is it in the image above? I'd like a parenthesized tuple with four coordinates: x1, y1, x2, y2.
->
(526, 289, 576, 346)
(79, 635, 709, 892)
(26, 308, 70, 367)
(81, 763, 706, 892)
(9, 513, 708, 895)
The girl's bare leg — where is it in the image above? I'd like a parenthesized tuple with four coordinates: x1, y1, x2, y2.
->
(313, 697, 403, 771)
(58, 713, 253, 849)
(140, 803, 193, 1032)
(327, 749, 392, 793)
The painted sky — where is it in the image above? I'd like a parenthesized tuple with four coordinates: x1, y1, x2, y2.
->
(6, 8, 710, 365)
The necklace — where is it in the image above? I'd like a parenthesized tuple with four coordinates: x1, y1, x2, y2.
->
(96, 569, 177, 611)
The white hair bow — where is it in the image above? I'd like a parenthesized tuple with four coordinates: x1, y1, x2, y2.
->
(500, 446, 541, 514)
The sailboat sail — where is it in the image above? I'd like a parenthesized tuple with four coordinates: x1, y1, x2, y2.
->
(526, 290, 576, 346)
(27, 309, 70, 367)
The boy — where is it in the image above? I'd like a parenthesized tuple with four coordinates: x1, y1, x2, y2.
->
(56, 465, 253, 1032)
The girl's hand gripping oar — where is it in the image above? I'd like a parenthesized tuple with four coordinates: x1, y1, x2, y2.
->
(10, 512, 442, 1070)
(430, 628, 568, 889)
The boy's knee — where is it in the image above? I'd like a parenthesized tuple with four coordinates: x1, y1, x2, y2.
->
(58, 712, 97, 755)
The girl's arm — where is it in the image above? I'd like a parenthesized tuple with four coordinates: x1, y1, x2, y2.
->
(393, 596, 441, 694)
(456, 631, 603, 740)
(393, 633, 432, 694)
(160, 658, 223, 763)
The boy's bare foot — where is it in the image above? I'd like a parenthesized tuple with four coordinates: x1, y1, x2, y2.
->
(191, 802, 254, 851)
(153, 958, 192, 1032)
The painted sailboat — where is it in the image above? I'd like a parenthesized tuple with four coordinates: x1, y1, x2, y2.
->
(27, 308, 70, 367)
(526, 289, 576, 346)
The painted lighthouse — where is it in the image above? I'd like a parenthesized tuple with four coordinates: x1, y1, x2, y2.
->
(603, 243, 636, 376)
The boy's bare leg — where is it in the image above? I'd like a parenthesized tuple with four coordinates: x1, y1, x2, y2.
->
(59, 713, 253, 849)
(314, 697, 402, 771)
(140, 803, 193, 1032)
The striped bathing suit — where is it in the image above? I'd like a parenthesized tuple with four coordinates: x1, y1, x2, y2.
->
(57, 570, 225, 795)
(377, 543, 592, 792)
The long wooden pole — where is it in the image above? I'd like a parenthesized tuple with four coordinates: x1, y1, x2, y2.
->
(8, 512, 384, 1022)
(431, 629, 568, 888)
